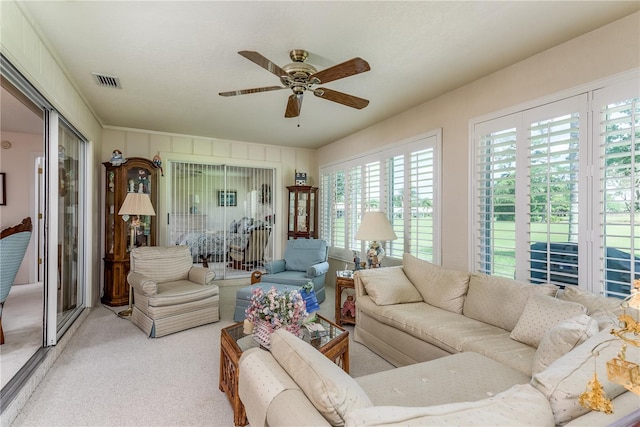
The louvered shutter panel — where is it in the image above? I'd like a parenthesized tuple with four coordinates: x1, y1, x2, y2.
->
(475, 125, 518, 277)
(409, 148, 435, 261)
(333, 170, 346, 248)
(347, 166, 362, 251)
(527, 112, 582, 287)
(598, 94, 640, 297)
(320, 172, 333, 244)
(389, 155, 405, 257)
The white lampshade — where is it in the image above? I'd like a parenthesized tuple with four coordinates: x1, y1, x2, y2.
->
(355, 211, 397, 242)
(118, 192, 156, 216)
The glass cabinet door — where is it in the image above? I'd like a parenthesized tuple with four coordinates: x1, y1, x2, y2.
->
(287, 185, 318, 239)
(125, 166, 153, 251)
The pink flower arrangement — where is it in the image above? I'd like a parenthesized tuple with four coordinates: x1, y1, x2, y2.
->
(245, 286, 308, 335)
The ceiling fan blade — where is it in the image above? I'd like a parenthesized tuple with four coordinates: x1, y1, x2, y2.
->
(313, 88, 369, 109)
(310, 57, 370, 84)
(238, 51, 287, 78)
(285, 94, 303, 118)
(219, 86, 286, 97)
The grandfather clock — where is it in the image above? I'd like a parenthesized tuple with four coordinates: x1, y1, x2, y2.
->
(287, 185, 318, 239)
(102, 157, 158, 306)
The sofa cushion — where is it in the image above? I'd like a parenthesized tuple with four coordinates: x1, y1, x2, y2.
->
(402, 253, 469, 313)
(510, 293, 587, 347)
(130, 246, 193, 282)
(558, 285, 624, 315)
(531, 314, 598, 376)
(356, 352, 530, 407)
(343, 384, 554, 427)
(531, 329, 640, 425)
(283, 239, 328, 271)
(358, 267, 423, 306)
(269, 329, 373, 426)
(463, 274, 558, 331)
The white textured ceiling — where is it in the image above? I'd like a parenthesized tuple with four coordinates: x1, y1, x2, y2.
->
(14, 1, 640, 149)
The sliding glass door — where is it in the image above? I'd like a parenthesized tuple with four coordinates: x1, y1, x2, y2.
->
(1, 57, 89, 409)
(52, 117, 87, 336)
(169, 162, 275, 279)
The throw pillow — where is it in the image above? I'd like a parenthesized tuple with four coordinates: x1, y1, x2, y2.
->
(531, 329, 640, 425)
(510, 293, 586, 347)
(558, 285, 623, 315)
(463, 273, 559, 332)
(269, 329, 373, 426)
(402, 253, 469, 313)
(358, 267, 423, 305)
(531, 314, 599, 376)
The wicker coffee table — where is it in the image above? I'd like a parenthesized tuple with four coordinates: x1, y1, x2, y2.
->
(219, 314, 349, 426)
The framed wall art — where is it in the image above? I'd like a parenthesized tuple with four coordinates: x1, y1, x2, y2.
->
(0, 173, 5, 205)
(218, 190, 237, 207)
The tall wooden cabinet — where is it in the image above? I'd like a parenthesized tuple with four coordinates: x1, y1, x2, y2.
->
(102, 157, 158, 306)
(287, 185, 318, 239)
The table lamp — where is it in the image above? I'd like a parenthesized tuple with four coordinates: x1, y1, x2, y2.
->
(355, 211, 397, 268)
(117, 191, 156, 317)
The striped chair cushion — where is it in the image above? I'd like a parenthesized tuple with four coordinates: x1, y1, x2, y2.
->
(130, 246, 193, 283)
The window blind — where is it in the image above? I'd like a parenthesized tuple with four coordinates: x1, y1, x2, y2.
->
(598, 95, 640, 297)
(169, 161, 274, 278)
(475, 126, 518, 277)
(527, 112, 581, 287)
(320, 130, 441, 263)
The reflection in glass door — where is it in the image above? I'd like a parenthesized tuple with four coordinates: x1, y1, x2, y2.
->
(1, 56, 89, 413)
(52, 117, 86, 336)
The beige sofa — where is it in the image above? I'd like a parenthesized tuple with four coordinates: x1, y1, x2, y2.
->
(237, 253, 639, 426)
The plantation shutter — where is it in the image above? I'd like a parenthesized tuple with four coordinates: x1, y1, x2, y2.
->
(389, 155, 405, 257)
(474, 116, 518, 277)
(594, 82, 640, 297)
(525, 96, 587, 287)
(333, 170, 347, 248)
(319, 130, 441, 263)
(409, 148, 435, 261)
(347, 165, 362, 251)
(320, 172, 333, 244)
(363, 161, 381, 211)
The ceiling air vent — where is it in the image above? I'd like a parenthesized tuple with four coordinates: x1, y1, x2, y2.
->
(92, 73, 122, 89)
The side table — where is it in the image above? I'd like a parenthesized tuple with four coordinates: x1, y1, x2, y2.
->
(335, 271, 356, 326)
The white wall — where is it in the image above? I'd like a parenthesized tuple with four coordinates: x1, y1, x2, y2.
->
(0, 131, 42, 284)
(317, 12, 640, 272)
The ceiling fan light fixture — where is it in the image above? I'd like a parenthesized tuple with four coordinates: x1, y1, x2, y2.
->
(220, 49, 370, 118)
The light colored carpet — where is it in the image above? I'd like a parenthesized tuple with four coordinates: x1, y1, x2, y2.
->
(11, 282, 393, 426)
(1, 282, 43, 389)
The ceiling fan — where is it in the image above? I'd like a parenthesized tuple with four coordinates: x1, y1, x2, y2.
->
(219, 50, 370, 118)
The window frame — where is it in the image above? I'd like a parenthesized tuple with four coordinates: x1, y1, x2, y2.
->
(469, 70, 639, 297)
(320, 129, 442, 264)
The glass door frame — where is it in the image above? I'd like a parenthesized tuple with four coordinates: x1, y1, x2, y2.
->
(1, 56, 90, 347)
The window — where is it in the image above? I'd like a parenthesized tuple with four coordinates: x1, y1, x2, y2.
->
(472, 76, 639, 297)
(321, 130, 441, 263)
(595, 85, 640, 297)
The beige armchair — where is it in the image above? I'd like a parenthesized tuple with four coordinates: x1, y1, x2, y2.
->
(128, 246, 219, 337)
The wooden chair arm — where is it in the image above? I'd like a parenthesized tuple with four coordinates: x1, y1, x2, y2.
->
(251, 270, 264, 284)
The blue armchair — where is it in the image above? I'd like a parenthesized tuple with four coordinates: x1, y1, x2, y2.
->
(260, 239, 329, 303)
(1, 217, 33, 345)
